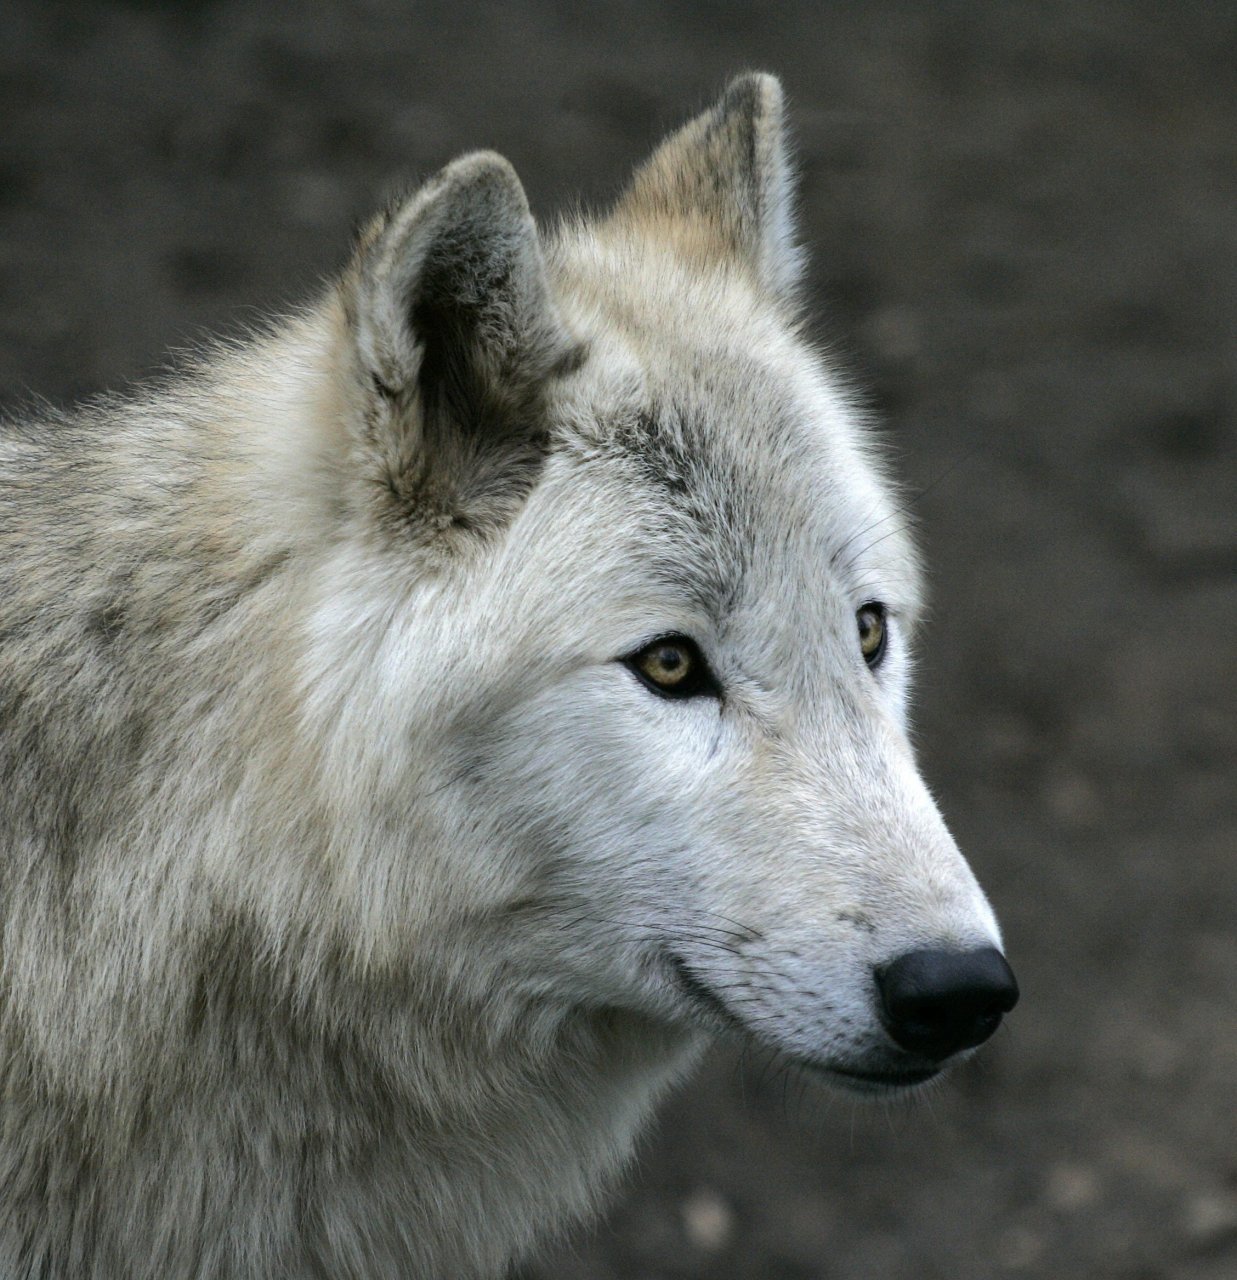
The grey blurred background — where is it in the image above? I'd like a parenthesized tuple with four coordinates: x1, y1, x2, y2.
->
(1, 2, 1233, 1277)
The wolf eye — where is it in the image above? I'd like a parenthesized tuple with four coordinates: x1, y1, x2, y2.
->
(624, 636, 719, 699)
(857, 603, 887, 668)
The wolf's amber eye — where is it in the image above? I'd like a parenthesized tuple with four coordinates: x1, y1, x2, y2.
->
(857, 603, 887, 668)
(625, 636, 720, 699)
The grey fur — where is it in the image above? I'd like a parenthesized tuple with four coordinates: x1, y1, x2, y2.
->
(0, 75, 1005, 1277)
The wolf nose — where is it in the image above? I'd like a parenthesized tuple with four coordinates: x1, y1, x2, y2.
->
(876, 947, 1019, 1061)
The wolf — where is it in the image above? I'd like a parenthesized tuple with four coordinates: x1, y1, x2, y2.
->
(0, 74, 1016, 1277)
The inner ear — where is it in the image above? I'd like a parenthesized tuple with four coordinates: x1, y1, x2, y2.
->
(343, 152, 580, 534)
(354, 151, 573, 410)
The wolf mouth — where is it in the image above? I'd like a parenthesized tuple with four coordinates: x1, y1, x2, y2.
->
(815, 1062, 942, 1091)
(665, 952, 750, 1035)
(666, 954, 943, 1092)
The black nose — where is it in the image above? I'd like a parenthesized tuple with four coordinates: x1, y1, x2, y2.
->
(876, 947, 1019, 1061)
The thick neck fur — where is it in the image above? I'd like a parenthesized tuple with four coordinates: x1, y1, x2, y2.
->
(1, 933, 694, 1277)
(0, 304, 700, 1277)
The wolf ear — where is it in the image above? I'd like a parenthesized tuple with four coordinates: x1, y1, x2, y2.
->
(613, 72, 802, 304)
(344, 152, 577, 529)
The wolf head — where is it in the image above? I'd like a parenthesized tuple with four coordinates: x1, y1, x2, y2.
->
(301, 73, 1015, 1094)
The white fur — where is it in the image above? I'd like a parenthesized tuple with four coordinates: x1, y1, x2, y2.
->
(0, 75, 1003, 1277)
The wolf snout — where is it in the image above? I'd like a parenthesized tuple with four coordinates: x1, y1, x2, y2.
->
(875, 947, 1019, 1062)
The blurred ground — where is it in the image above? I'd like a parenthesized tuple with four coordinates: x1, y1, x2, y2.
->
(1, 2, 1233, 1277)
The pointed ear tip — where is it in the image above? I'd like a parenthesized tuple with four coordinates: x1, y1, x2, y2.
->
(437, 149, 530, 211)
(724, 71, 786, 118)
(444, 148, 517, 180)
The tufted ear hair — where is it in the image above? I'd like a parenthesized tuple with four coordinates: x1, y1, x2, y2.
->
(612, 73, 802, 305)
(344, 152, 579, 534)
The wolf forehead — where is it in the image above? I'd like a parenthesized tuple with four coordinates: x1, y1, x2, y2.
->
(535, 272, 923, 622)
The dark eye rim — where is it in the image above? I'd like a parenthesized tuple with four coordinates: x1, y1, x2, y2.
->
(621, 634, 723, 701)
(857, 602, 889, 669)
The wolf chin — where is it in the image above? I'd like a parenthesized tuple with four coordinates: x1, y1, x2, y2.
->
(0, 75, 1016, 1277)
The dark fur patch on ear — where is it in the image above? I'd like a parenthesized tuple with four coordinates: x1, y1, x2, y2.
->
(346, 152, 578, 542)
(371, 372, 400, 402)
(373, 378, 555, 546)
(550, 340, 590, 380)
